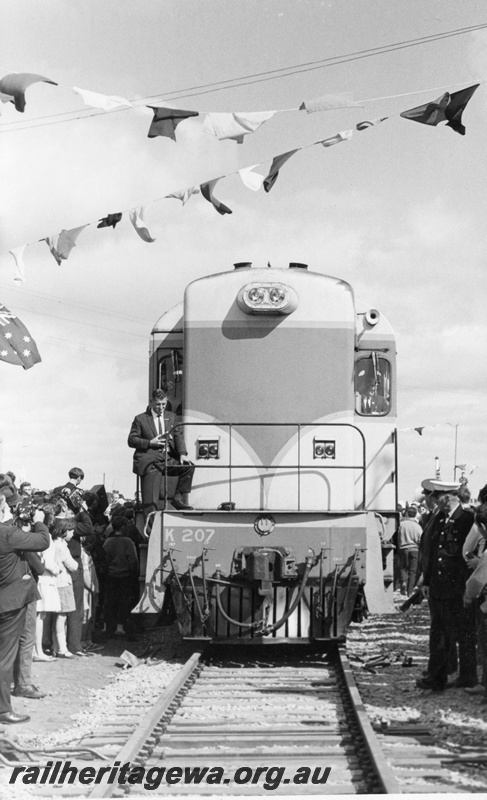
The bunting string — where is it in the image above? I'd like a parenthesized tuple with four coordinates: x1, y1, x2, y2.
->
(1, 20, 487, 124)
(2, 79, 481, 284)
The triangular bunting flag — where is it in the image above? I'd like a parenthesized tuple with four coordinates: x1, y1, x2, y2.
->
(318, 129, 353, 147)
(45, 226, 88, 265)
(166, 187, 200, 205)
(299, 93, 357, 113)
(356, 117, 388, 130)
(9, 245, 27, 283)
(200, 180, 232, 215)
(444, 83, 480, 135)
(263, 149, 300, 193)
(238, 165, 265, 191)
(400, 85, 479, 135)
(129, 207, 156, 243)
(400, 92, 449, 128)
(97, 213, 122, 229)
(202, 111, 276, 143)
(0, 303, 41, 369)
(0, 72, 57, 113)
(147, 107, 199, 140)
(73, 87, 132, 111)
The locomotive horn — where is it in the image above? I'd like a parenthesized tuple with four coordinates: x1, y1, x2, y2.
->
(365, 308, 380, 326)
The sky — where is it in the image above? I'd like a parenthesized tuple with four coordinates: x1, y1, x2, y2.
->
(0, 0, 486, 501)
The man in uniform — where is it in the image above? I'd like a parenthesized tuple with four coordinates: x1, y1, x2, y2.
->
(128, 387, 194, 517)
(416, 478, 477, 692)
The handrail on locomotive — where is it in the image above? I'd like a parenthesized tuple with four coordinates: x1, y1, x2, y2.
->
(147, 420, 369, 512)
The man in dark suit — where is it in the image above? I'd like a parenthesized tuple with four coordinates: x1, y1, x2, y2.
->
(0, 490, 50, 723)
(128, 387, 194, 516)
(416, 480, 477, 692)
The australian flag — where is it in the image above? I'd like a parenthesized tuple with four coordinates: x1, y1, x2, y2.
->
(0, 303, 41, 369)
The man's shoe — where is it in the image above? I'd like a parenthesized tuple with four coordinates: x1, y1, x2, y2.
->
(170, 497, 193, 511)
(13, 685, 45, 699)
(446, 678, 477, 689)
(416, 677, 444, 692)
(0, 711, 30, 724)
(464, 684, 486, 695)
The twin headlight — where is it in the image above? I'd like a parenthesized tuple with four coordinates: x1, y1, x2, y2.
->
(197, 438, 220, 459)
(313, 439, 336, 459)
(237, 282, 298, 315)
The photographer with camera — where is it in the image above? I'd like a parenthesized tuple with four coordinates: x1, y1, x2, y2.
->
(52, 467, 84, 499)
(11, 499, 48, 699)
(0, 489, 50, 723)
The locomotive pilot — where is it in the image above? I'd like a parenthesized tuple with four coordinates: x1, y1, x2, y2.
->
(128, 387, 194, 516)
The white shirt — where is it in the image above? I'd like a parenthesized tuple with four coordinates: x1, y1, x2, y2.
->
(151, 409, 165, 435)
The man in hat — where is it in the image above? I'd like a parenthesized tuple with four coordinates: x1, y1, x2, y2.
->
(128, 387, 194, 516)
(0, 489, 50, 723)
(416, 479, 477, 692)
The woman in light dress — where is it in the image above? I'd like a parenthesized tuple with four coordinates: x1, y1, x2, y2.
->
(51, 518, 78, 658)
(34, 530, 61, 661)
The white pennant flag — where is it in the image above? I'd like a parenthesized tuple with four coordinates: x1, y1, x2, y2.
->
(129, 207, 156, 243)
(299, 93, 358, 113)
(318, 129, 354, 147)
(202, 111, 276, 143)
(238, 165, 265, 192)
(9, 245, 27, 283)
(73, 86, 132, 111)
(167, 187, 200, 205)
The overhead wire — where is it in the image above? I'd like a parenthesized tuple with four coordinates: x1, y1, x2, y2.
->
(2, 301, 147, 338)
(0, 21, 486, 133)
(0, 281, 147, 325)
(41, 336, 146, 364)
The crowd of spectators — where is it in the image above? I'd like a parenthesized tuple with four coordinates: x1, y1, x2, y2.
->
(0, 468, 143, 725)
(394, 479, 487, 706)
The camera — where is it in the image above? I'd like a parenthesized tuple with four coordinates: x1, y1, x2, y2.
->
(60, 486, 84, 512)
(14, 499, 37, 527)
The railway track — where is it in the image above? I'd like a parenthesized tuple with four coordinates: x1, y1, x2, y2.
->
(1, 644, 464, 796)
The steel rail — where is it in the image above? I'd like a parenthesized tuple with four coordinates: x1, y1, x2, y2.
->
(88, 650, 203, 798)
(337, 644, 402, 794)
(83, 646, 401, 797)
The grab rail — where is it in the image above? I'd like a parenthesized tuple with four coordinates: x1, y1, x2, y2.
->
(159, 421, 367, 511)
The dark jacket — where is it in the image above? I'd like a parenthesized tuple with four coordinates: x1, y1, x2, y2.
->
(0, 522, 50, 613)
(128, 409, 187, 476)
(103, 535, 138, 578)
(423, 505, 474, 599)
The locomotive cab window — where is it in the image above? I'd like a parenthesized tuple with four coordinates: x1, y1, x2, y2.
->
(157, 349, 183, 416)
(355, 355, 391, 416)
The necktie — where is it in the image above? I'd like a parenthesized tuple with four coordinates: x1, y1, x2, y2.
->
(157, 414, 163, 436)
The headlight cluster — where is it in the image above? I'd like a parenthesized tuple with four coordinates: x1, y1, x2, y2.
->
(197, 439, 220, 459)
(313, 439, 336, 459)
(237, 283, 298, 315)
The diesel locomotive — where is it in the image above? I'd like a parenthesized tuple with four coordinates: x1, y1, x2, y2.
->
(135, 261, 397, 642)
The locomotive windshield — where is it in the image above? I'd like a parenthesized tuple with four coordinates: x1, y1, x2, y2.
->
(355, 354, 391, 415)
(157, 348, 183, 416)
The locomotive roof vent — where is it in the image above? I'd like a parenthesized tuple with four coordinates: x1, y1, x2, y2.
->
(289, 262, 308, 270)
(234, 262, 252, 269)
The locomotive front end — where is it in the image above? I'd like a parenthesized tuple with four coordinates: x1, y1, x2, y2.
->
(139, 262, 397, 641)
